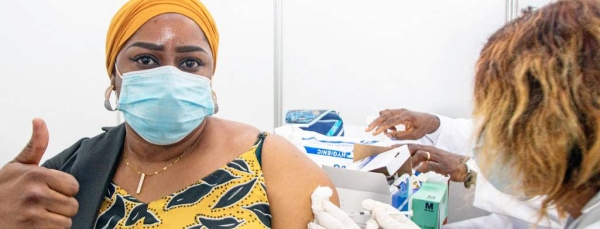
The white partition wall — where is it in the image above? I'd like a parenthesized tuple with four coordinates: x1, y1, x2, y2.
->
(0, 0, 543, 163)
(278, 0, 508, 223)
(0, 0, 555, 224)
(202, 1, 275, 132)
(0, 1, 119, 165)
(280, 0, 507, 126)
(0, 0, 275, 165)
(515, 0, 555, 16)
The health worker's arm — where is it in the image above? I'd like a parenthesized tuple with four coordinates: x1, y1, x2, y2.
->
(422, 115, 562, 228)
(471, 164, 562, 228)
(424, 114, 474, 156)
(261, 134, 339, 228)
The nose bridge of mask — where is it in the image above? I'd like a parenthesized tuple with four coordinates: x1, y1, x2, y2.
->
(117, 65, 212, 83)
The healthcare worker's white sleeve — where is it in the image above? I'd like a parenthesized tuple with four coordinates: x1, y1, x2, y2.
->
(585, 222, 600, 228)
(423, 114, 562, 228)
(424, 114, 474, 156)
(470, 163, 562, 228)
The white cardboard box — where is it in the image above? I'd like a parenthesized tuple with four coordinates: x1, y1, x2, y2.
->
(351, 145, 412, 176)
(323, 166, 391, 225)
(322, 144, 413, 225)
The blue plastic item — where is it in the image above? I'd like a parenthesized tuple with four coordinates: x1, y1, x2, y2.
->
(392, 178, 411, 211)
(284, 110, 344, 136)
(391, 175, 422, 212)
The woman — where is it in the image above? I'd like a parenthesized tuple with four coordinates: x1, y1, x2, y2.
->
(0, 0, 337, 228)
(473, 0, 600, 227)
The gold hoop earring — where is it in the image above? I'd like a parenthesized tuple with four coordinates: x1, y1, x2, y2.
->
(212, 91, 219, 114)
(104, 85, 118, 111)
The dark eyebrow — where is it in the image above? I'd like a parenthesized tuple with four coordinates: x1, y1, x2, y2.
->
(176, 46, 207, 53)
(128, 42, 164, 51)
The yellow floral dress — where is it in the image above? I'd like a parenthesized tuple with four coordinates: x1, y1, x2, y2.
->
(94, 133, 271, 228)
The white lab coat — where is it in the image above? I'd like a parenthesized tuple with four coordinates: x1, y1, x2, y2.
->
(423, 115, 562, 229)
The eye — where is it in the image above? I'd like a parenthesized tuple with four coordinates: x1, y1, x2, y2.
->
(179, 58, 204, 69)
(131, 55, 158, 66)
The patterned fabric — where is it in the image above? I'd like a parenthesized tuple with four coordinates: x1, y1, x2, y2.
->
(95, 140, 271, 228)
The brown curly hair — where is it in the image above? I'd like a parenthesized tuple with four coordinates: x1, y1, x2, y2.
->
(473, 0, 600, 218)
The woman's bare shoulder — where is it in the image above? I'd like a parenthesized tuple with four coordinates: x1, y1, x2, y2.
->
(207, 117, 339, 227)
(260, 133, 339, 228)
(208, 117, 260, 132)
(206, 117, 261, 146)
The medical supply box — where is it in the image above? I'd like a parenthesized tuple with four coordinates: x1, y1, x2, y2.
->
(322, 144, 413, 226)
(350, 144, 413, 176)
(411, 182, 448, 229)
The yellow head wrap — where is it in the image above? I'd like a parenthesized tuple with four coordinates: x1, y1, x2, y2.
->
(105, 0, 219, 78)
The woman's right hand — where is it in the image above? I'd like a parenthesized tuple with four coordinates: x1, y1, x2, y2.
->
(0, 119, 79, 228)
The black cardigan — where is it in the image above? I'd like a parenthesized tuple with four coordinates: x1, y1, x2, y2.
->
(42, 124, 126, 229)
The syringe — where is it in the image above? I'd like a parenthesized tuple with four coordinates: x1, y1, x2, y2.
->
(345, 210, 413, 217)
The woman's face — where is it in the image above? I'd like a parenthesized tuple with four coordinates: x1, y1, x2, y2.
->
(112, 13, 214, 95)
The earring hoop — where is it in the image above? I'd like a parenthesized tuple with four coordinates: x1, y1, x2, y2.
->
(104, 85, 118, 111)
(212, 91, 219, 114)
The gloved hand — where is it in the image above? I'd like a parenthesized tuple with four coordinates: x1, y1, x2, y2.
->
(308, 187, 420, 229)
(308, 186, 360, 229)
(363, 199, 420, 229)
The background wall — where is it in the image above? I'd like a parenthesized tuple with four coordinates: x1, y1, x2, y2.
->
(280, 0, 506, 125)
(279, 0, 508, 223)
(202, 0, 275, 133)
(278, 0, 553, 223)
(0, 0, 553, 224)
(0, 1, 118, 165)
(0, 0, 275, 165)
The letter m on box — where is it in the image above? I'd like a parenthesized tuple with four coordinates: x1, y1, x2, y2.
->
(425, 202, 434, 211)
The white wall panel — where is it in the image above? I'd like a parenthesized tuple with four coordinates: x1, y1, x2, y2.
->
(0, 0, 274, 165)
(0, 1, 119, 165)
(203, 0, 275, 132)
(281, 0, 506, 125)
(518, 0, 555, 11)
(280, 0, 507, 223)
(1, 0, 542, 223)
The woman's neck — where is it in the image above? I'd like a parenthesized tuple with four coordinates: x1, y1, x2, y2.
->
(124, 119, 209, 163)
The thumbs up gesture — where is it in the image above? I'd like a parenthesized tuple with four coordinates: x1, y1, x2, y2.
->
(0, 118, 79, 228)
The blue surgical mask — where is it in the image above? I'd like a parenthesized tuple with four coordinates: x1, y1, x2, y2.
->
(116, 66, 215, 145)
(472, 138, 528, 201)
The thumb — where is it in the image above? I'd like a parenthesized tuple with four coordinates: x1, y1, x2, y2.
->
(14, 118, 49, 165)
(389, 130, 418, 140)
(364, 218, 379, 229)
(372, 208, 403, 229)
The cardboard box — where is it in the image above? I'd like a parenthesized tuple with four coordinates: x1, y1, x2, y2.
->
(321, 144, 414, 226)
(352, 143, 393, 161)
(351, 144, 413, 176)
(322, 166, 391, 226)
(411, 182, 448, 229)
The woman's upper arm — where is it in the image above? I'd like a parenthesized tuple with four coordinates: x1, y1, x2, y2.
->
(261, 134, 339, 228)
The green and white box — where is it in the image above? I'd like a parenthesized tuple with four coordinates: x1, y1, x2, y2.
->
(411, 182, 448, 229)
